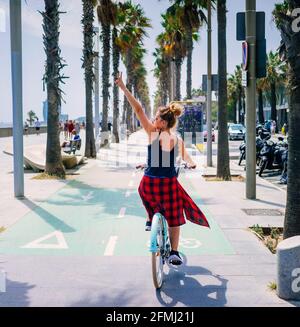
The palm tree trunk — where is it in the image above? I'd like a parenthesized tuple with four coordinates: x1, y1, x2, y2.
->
(270, 82, 277, 130)
(258, 88, 265, 124)
(126, 51, 133, 132)
(112, 27, 120, 143)
(274, 0, 300, 238)
(284, 71, 300, 238)
(82, 0, 96, 158)
(186, 30, 193, 100)
(101, 23, 110, 132)
(217, 0, 231, 180)
(284, 82, 300, 238)
(43, 0, 65, 177)
(175, 57, 182, 101)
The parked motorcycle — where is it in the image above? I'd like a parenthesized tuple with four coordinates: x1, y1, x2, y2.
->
(238, 130, 271, 166)
(258, 137, 288, 177)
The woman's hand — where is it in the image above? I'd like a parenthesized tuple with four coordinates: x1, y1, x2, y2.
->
(115, 72, 126, 91)
(187, 162, 197, 169)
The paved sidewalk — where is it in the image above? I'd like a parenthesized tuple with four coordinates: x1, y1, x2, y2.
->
(0, 130, 299, 307)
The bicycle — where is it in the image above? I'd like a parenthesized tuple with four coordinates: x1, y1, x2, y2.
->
(136, 162, 190, 289)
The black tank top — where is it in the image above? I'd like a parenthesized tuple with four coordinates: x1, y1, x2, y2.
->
(144, 132, 178, 178)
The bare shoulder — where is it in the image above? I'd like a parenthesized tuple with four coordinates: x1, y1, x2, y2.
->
(147, 128, 159, 143)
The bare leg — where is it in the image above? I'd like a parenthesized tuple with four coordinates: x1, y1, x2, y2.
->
(169, 226, 180, 251)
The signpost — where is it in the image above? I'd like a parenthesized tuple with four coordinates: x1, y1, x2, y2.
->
(10, 0, 24, 198)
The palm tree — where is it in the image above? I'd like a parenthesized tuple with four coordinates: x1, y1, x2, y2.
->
(274, 1, 300, 238)
(227, 76, 238, 123)
(167, 0, 208, 99)
(232, 65, 244, 124)
(97, 0, 117, 134)
(216, 0, 230, 181)
(41, 0, 67, 177)
(82, 0, 97, 158)
(153, 47, 169, 105)
(264, 51, 286, 131)
(115, 2, 151, 132)
(26, 110, 37, 126)
(158, 13, 187, 101)
(111, 2, 124, 143)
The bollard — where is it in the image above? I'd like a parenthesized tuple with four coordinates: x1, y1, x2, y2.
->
(277, 235, 300, 300)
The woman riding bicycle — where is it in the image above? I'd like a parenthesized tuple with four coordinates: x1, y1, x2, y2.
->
(115, 72, 210, 266)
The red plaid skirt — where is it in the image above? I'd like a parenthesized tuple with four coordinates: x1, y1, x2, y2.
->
(138, 175, 210, 228)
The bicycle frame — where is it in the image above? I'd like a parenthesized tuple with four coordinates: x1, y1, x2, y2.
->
(149, 213, 169, 254)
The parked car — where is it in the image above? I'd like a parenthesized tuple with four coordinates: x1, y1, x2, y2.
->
(203, 124, 215, 142)
(228, 124, 246, 140)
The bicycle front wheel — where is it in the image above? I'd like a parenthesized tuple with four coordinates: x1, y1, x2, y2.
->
(150, 214, 165, 289)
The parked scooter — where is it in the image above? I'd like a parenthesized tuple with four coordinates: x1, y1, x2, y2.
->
(238, 129, 271, 166)
(258, 137, 288, 177)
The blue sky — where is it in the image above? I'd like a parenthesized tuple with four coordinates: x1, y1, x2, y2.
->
(0, 0, 282, 123)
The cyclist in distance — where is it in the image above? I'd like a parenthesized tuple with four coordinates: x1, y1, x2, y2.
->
(115, 72, 210, 266)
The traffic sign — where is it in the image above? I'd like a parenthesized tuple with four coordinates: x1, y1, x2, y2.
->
(242, 41, 248, 71)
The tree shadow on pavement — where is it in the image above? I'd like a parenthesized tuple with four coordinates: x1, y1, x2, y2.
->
(0, 278, 35, 307)
(156, 255, 228, 307)
(19, 197, 76, 233)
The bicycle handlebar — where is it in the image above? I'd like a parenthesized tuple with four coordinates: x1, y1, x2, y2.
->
(135, 162, 195, 171)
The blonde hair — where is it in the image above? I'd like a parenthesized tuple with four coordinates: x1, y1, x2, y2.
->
(158, 103, 183, 128)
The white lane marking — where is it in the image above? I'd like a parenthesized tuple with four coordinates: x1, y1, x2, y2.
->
(128, 180, 134, 187)
(132, 172, 136, 177)
(118, 207, 126, 218)
(21, 231, 68, 249)
(180, 280, 184, 286)
(125, 190, 131, 198)
(104, 236, 118, 256)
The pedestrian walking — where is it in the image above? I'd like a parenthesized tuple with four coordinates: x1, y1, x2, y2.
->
(24, 122, 29, 136)
(34, 118, 41, 136)
(64, 120, 68, 139)
(68, 120, 74, 139)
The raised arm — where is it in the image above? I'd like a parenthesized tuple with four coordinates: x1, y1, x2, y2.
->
(115, 72, 155, 135)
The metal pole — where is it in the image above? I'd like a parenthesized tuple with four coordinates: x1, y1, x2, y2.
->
(94, 27, 100, 141)
(207, 0, 213, 167)
(245, 0, 256, 199)
(10, 0, 24, 198)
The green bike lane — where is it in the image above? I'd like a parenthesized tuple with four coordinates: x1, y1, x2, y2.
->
(0, 167, 234, 257)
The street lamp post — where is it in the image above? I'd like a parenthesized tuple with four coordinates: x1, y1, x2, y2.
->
(93, 26, 100, 142)
(10, 0, 24, 198)
(207, 0, 213, 167)
(245, 0, 257, 199)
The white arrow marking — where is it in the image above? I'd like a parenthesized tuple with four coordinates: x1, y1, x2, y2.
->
(104, 236, 118, 256)
(21, 231, 68, 249)
(118, 207, 126, 218)
(82, 191, 94, 202)
(125, 190, 131, 198)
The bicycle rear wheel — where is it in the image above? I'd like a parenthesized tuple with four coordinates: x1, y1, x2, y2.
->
(150, 214, 165, 289)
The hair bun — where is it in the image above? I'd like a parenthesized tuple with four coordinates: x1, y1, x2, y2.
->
(169, 103, 183, 117)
